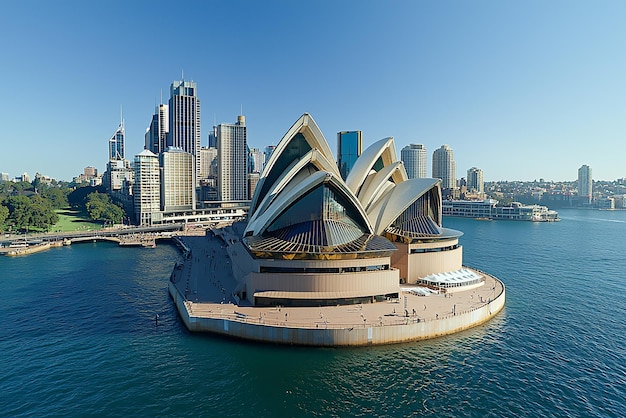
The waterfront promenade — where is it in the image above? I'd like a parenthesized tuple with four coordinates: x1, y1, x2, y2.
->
(0, 224, 186, 254)
(169, 225, 506, 346)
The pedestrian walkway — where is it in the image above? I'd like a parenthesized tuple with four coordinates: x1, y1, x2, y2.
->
(169, 227, 504, 331)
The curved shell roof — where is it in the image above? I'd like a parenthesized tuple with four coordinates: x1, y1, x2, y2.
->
(249, 113, 338, 215)
(245, 113, 453, 255)
(345, 136, 402, 195)
(246, 147, 339, 230)
(357, 160, 408, 212)
(367, 178, 441, 235)
(247, 170, 373, 239)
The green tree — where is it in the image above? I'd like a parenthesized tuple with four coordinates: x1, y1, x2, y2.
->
(29, 195, 58, 229)
(5, 194, 59, 232)
(68, 185, 102, 210)
(12, 181, 33, 193)
(42, 187, 69, 209)
(85, 192, 124, 224)
(104, 203, 124, 224)
(6, 195, 32, 230)
(0, 204, 8, 231)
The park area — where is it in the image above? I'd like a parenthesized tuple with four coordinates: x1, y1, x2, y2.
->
(53, 208, 103, 233)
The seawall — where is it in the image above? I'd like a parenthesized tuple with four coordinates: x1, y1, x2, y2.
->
(168, 278, 505, 347)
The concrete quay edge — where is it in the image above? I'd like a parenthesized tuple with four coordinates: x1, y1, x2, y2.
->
(168, 277, 506, 347)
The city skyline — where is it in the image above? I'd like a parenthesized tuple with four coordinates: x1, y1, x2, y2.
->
(2, 1, 626, 182)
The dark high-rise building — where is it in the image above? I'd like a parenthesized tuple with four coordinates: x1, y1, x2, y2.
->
(168, 79, 200, 186)
(208, 125, 218, 148)
(145, 103, 169, 154)
(337, 130, 362, 179)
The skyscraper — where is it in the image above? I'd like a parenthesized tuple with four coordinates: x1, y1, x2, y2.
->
(199, 146, 218, 180)
(578, 164, 593, 205)
(466, 167, 484, 193)
(160, 147, 194, 211)
(208, 125, 218, 148)
(401, 144, 427, 179)
(133, 150, 160, 226)
(217, 115, 248, 201)
(168, 79, 200, 186)
(249, 148, 265, 174)
(264, 145, 276, 164)
(108, 119, 125, 161)
(337, 131, 362, 179)
(432, 145, 456, 191)
(248, 172, 260, 200)
(145, 103, 169, 154)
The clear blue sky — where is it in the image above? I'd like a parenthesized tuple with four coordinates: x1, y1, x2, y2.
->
(1, 0, 625, 182)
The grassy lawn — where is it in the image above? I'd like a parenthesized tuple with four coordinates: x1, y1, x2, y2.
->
(52, 208, 103, 233)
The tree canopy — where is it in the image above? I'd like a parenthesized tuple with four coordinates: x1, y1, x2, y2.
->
(84, 192, 125, 224)
(0, 205, 8, 231)
(0, 181, 128, 232)
(3, 194, 58, 232)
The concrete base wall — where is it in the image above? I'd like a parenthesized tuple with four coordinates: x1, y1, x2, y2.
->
(247, 268, 400, 300)
(392, 242, 463, 283)
(169, 280, 506, 347)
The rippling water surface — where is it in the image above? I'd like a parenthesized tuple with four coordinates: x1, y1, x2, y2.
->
(0, 209, 624, 417)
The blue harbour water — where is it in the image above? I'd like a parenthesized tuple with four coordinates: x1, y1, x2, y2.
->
(0, 209, 624, 417)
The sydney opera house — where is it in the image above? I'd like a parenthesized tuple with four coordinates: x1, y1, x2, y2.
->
(169, 113, 505, 345)
(237, 113, 467, 307)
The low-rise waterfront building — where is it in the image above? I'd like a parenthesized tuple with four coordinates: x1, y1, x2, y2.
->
(442, 199, 560, 221)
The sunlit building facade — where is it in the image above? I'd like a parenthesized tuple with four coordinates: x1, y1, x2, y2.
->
(401, 144, 427, 179)
(432, 144, 456, 197)
(238, 114, 467, 307)
(217, 115, 247, 201)
(578, 164, 592, 205)
(133, 150, 160, 225)
(466, 167, 484, 193)
(145, 103, 169, 155)
(160, 147, 194, 212)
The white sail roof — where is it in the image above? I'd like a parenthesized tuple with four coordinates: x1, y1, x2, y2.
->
(249, 113, 338, 216)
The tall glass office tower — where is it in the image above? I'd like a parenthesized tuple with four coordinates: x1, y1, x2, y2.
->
(217, 115, 248, 201)
(108, 121, 125, 161)
(168, 80, 201, 186)
(145, 103, 169, 155)
(337, 131, 362, 179)
(401, 144, 427, 179)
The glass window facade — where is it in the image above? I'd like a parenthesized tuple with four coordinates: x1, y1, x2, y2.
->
(265, 183, 368, 246)
(337, 131, 362, 179)
(256, 133, 312, 207)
